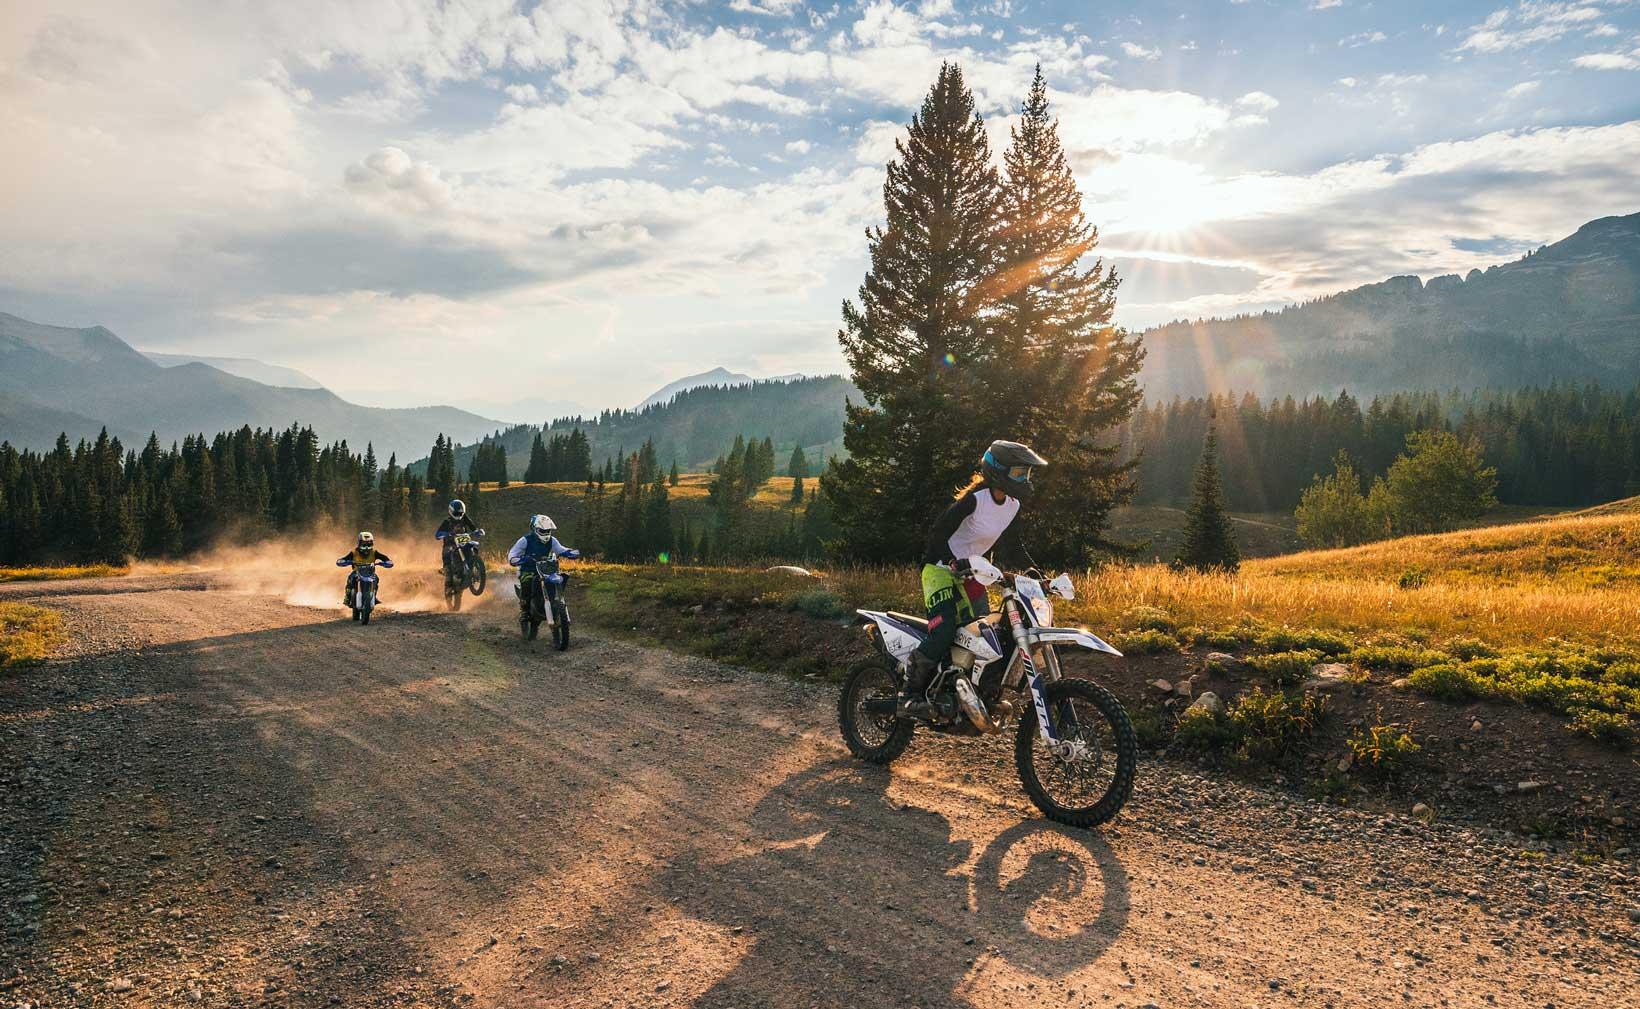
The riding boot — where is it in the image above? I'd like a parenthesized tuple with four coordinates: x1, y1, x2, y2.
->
(897, 650, 940, 714)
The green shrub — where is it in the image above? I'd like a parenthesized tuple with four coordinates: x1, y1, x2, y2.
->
(1226, 687, 1328, 764)
(1121, 605, 1177, 634)
(1347, 723, 1421, 776)
(1175, 705, 1239, 753)
(1604, 661, 1640, 688)
(1406, 663, 1484, 701)
(1110, 628, 1181, 655)
(1247, 649, 1322, 687)
(1396, 566, 1428, 590)
(1565, 708, 1635, 748)
(1254, 625, 1353, 656)
(1199, 627, 1248, 650)
(1129, 705, 1169, 749)
(1445, 636, 1499, 661)
(790, 587, 849, 620)
(1348, 644, 1451, 672)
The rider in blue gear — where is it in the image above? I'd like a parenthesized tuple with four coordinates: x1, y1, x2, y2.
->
(508, 514, 580, 617)
(435, 499, 481, 580)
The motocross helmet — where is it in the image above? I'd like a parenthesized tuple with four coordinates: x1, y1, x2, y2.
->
(531, 514, 557, 543)
(980, 440, 1048, 501)
(448, 499, 466, 520)
(357, 531, 375, 550)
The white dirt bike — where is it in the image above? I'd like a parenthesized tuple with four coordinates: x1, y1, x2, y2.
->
(838, 561, 1137, 828)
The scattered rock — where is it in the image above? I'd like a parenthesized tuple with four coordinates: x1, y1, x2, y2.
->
(1186, 692, 1223, 717)
(1411, 803, 1431, 819)
(1470, 719, 1483, 731)
(107, 978, 134, 993)
(1517, 781, 1547, 793)
(1303, 663, 1353, 692)
(1391, 677, 1411, 689)
(1203, 651, 1240, 673)
(1149, 679, 1173, 694)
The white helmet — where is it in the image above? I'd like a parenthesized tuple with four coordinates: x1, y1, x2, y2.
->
(530, 514, 556, 543)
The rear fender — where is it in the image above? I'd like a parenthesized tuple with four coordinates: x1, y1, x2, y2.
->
(1031, 627, 1122, 657)
(856, 609, 921, 662)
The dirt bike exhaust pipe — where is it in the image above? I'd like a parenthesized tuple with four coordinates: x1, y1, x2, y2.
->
(953, 678, 999, 734)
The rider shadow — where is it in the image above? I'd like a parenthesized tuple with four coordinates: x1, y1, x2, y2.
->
(659, 760, 1129, 1008)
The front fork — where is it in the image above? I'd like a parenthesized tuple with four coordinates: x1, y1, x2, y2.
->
(1006, 600, 1060, 747)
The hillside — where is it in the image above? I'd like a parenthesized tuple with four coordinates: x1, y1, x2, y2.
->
(142, 351, 324, 389)
(1141, 211, 1640, 399)
(429, 375, 856, 477)
(0, 312, 503, 459)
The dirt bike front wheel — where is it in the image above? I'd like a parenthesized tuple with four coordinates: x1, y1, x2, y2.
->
(469, 558, 486, 596)
(551, 603, 569, 650)
(1015, 678, 1136, 829)
(838, 656, 914, 764)
(446, 589, 462, 611)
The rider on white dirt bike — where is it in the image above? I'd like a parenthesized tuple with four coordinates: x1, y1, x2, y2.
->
(901, 440, 1047, 716)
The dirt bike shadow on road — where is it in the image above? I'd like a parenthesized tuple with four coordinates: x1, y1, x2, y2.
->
(660, 760, 1129, 1009)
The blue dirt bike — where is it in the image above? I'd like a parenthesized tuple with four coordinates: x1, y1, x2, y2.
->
(517, 555, 570, 650)
(442, 530, 486, 611)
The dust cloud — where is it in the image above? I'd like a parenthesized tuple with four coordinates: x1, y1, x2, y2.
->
(188, 525, 516, 614)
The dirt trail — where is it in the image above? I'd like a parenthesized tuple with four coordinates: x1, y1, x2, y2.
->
(2, 575, 1635, 1008)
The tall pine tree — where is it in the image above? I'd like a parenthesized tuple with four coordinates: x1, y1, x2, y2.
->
(822, 62, 1003, 560)
(992, 66, 1145, 565)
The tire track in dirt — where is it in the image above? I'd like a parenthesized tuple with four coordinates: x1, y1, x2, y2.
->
(2, 576, 1634, 1008)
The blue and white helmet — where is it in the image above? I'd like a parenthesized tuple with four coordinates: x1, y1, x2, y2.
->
(530, 513, 556, 543)
(448, 499, 466, 520)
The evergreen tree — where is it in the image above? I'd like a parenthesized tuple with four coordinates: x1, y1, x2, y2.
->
(790, 471, 805, 507)
(823, 62, 1004, 560)
(1176, 423, 1240, 572)
(787, 445, 808, 479)
(525, 433, 549, 483)
(645, 469, 673, 561)
(669, 460, 680, 487)
(993, 67, 1145, 565)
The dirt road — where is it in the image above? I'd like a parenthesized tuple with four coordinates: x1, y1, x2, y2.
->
(3, 575, 1636, 1008)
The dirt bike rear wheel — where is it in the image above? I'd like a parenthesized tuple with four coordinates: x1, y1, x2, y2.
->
(1015, 678, 1136, 829)
(351, 608, 360, 622)
(446, 589, 462, 611)
(838, 656, 913, 764)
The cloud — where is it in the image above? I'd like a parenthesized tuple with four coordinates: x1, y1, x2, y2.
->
(1310, 0, 1345, 9)
(1457, 2, 1607, 54)
(1573, 51, 1640, 69)
(784, 139, 813, 154)
(1339, 30, 1388, 47)
(1237, 91, 1280, 112)
(1505, 80, 1543, 97)
(1103, 121, 1640, 323)
(1120, 41, 1160, 61)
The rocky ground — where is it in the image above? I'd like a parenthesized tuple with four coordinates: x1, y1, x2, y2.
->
(2, 574, 1637, 1008)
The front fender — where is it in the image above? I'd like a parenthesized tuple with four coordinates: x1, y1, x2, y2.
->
(1031, 627, 1123, 657)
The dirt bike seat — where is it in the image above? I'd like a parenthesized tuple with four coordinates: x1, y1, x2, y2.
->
(885, 611, 930, 633)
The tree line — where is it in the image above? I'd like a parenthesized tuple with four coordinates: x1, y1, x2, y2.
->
(0, 426, 439, 565)
(1122, 384, 1640, 513)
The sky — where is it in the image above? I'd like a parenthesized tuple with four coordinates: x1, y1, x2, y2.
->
(2, 0, 1639, 416)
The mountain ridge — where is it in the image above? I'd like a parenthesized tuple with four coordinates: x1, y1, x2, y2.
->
(1138, 211, 1640, 399)
(0, 312, 503, 460)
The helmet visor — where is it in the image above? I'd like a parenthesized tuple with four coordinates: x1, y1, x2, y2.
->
(1006, 465, 1034, 481)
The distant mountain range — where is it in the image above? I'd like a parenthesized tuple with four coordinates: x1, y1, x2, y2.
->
(426, 374, 854, 479)
(1140, 211, 1640, 400)
(0, 312, 502, 460)
(142, 351, 324, 390)
(634, 367, 805, 410)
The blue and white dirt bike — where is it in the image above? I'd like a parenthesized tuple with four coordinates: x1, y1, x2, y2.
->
(442, 530, 486, 611)
(839, 562, 1137, 828)
(345, 562, 391, 626)
(518, 555, 570, 650)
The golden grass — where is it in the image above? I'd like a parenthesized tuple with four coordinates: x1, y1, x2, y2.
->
(582, 508, 1640, 650)
(0, 602, 67, 669)
(0, 564, 128, 583)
